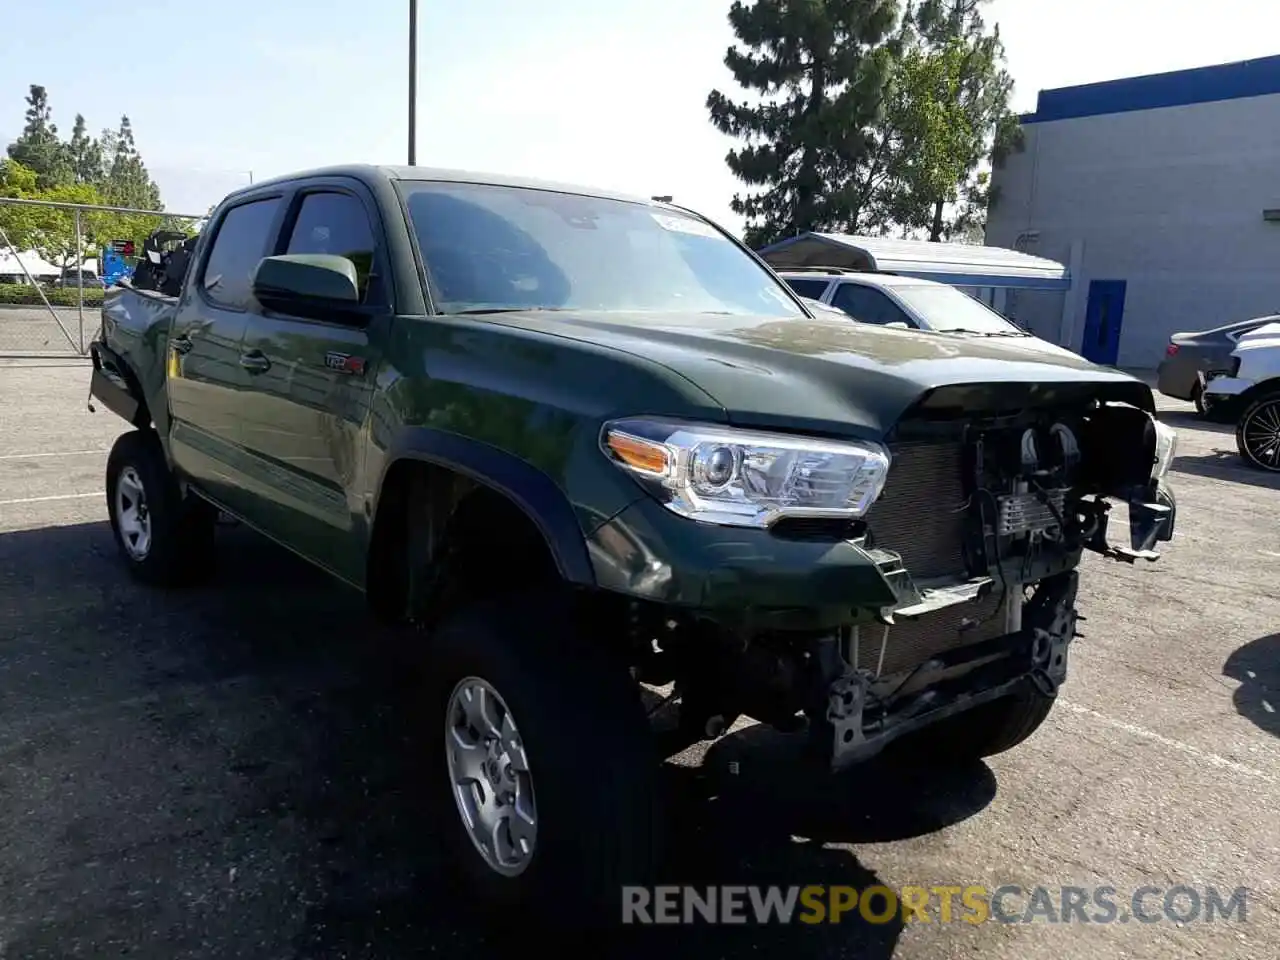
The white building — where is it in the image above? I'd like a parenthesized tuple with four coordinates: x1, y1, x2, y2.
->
(986, 55, 1280, 368)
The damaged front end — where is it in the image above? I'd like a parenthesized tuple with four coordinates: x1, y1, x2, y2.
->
(616, 383, 1178, 770)
(815, 387, 1178, 767)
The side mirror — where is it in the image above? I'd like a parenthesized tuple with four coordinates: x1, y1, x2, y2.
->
(252, 254, 362, 322)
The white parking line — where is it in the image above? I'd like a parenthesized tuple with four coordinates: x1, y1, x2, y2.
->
(0, 492, 100, 506)
(1058, 698, 1276, 785)
(0, 449, 107, 461)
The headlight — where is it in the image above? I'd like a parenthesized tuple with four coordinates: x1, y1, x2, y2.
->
(1152, 419, 1177, 479)
(601, 418, 891, 528)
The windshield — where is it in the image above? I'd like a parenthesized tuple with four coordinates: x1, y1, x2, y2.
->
(399, 181, 805, 318)
(891, 283, 1024, 335)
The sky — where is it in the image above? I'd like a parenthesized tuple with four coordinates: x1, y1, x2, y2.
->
(2, 0, 1278, 236)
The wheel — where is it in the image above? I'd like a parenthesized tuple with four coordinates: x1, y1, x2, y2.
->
(902, 686, 1056, 762)
(1236, 392, 1280, 471)
(1192, 382, 1207, 416)
(105, 430, 216, 585)
(428, 593, 659, 927)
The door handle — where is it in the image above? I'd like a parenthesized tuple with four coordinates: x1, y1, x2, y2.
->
(171, 334, 193, 355)
(239, 350, 271, 373)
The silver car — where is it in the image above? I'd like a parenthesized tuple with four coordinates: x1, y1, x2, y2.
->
(1156, 316, 1279, 416)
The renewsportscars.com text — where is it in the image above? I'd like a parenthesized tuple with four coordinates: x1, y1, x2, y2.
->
(621, 884, 1250, 926)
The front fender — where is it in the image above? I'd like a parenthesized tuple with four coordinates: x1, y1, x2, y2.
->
(377, 426, 596, 586)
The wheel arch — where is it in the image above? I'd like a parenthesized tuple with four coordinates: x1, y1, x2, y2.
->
(1236, 377, 1280, 411)
(365, 428, 596, 621)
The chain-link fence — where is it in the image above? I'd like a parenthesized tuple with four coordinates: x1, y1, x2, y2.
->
(0, 197, 205, 357)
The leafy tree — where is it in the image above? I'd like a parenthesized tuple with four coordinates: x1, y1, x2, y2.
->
(3, 90, 177, 285)
(707, 0, 902, 249)
(0, 157, 149, 275)
(6, 85, 72, 189)
(876, 0, 1018, 241)
(0, 158, 43, 251)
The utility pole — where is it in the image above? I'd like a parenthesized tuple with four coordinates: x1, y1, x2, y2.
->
(408, 0, 418, 165)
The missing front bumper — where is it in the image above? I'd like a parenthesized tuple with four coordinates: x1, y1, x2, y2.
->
(823, 571, 1078, 771)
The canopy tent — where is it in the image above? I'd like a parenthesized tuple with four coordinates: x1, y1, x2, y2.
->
(756, 233, 1071, 292)
(0, 249, 62, 279)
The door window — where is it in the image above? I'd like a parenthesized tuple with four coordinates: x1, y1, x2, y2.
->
(830, 283, 913, 326)
(284, 192, 381, 304)
(200, 197, 283, 310)
(784, 278, 832, 300)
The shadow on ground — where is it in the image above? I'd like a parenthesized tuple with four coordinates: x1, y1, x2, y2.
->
(0, 520, 996, 958)
(1158, 410, 1233, 435)
(1223, 633, 1280, 738)
(1172, 450, 1280, 489)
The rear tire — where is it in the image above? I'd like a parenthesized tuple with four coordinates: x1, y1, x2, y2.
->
(1192, 383, 1207, 416)
(105, 430, 216, 586)
(426, 592, 659, 928)
(1236, 391, 1280, 471)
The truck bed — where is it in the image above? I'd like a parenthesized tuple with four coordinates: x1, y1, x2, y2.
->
(90, 284, 179, 427)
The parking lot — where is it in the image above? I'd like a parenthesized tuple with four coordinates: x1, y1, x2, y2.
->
(0, 360, 1276, 959)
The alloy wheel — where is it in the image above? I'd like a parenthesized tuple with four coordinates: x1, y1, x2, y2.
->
(445, 676, 538, 877)
(114, 466, 153, 559)
(1241, 399, 1280, 471)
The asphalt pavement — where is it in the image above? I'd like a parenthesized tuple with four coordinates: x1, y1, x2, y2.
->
(0, 362, 1276, 959)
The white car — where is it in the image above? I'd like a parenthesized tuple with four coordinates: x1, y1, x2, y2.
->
(779, 269, 1079, 361)
(1201, 320, 1280, 471)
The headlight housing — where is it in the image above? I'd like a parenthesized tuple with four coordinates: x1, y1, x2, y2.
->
(601, 418, 891, 528)
(1151, 419, 1177, 479)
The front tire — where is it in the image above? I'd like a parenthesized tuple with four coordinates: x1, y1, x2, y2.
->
(427, 593, 659, 927)
(105, 430, 216, 586)
(1236, 391, 1280, 471)
(908, 687, 1056, 762)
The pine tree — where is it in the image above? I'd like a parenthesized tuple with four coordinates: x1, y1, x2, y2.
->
(6, 85, 73, 188)
(707, 0, 902, 248)
(101, 115, 163, 211)
(67, 114, 103, 185)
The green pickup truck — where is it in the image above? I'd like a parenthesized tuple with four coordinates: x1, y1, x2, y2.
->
(88, 164, 1177, 921)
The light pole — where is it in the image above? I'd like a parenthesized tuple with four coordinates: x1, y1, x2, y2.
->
(408, 0, 418, 165)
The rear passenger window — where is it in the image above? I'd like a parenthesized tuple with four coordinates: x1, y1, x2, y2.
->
(285, 192, 380, 304)
(201, 197, 282, 310)
(831, 284, 913, 326)
(784, 278, 832, 300)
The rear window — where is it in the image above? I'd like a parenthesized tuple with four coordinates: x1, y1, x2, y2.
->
(399, 181, 804, 318)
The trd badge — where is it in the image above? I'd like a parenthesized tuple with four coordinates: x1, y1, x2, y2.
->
(325, 352, 367, 375)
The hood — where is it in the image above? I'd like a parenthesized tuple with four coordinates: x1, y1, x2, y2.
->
(481, 309, 1154, 438)
(947, 331, 1085, 364)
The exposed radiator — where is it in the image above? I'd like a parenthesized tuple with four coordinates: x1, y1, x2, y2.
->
(865, 441, 969, 580)
(859, 441, 1010, 674)
(851, 590, 1008, 676)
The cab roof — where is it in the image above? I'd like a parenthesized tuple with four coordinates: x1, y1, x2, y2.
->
(223, 163, 666, 210)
